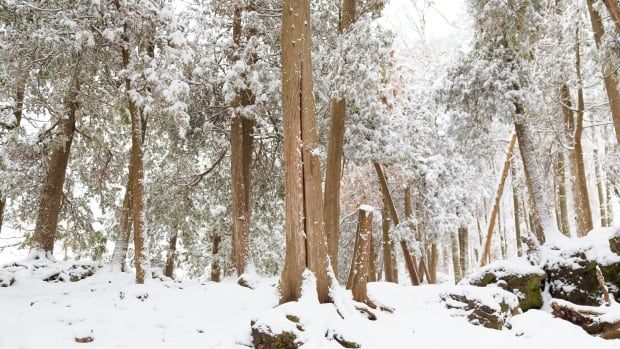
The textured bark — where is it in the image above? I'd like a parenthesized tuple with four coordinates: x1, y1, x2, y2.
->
(594, 149, 608, 227)
(481, 133, 517, 266)
(429, 243, 438, 284)
(347, 207, 373, 304)
(210, 232, 222, 282)
(110, 166, 133, 271)
(368, 232, 377, 282)
(31, 76, 79, 255)
(373, 162, 419, 285)
(555, 153, 570, 235)
(511, 161, 522, 257)
(280, 0, 331, 304)
(587, 0, 620, 144)
(381, 197, 398, 283)
(403, 186, 420, 285)
(324, 0, 356, 274)
(602, 0, 620, 33)
(515, 122, 550, 244)
(451, 232, 462, 284)
(231, 6, 255, 277)
(163, 231, 178, 278)
(458, 227, 469, 278)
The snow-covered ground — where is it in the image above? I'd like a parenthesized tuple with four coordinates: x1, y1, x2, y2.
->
(1, 261, 617, 349)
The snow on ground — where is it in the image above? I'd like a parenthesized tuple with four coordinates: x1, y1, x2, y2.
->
(1, 259, 618, 349)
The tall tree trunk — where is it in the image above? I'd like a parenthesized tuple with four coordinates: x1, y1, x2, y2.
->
(458, 227, 469, 278)
(451, 231, 462, 284)
(403, 185, 420, 285)
(594, 148, 608, 227)
(324, 0, 357, 274)
(573, 28, 594, 235)
(587, 0, 620, 144)
(279, 0, 331, 304)
(515, 121, 552, 244)
(381, 197, 398, 283)
(555, 153, 570, 235)
(481, 133, 517, 266)
(347, 206, 373, 304)
(605, 146, 614, 226)
(373, 162, 419, 285)
(210, 232, 222, 282)
(231, 6, 255, 277)
(429, 243, 438, 284)
(163, 231, 178, 278)
(368, 232, 377, 282)
(110, 166, 133, 271)
(511, 161, 522, 256)
(31, 75, 80, 256)
(602, 0, 620, 33)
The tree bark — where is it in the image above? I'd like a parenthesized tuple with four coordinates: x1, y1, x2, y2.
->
(163, 231, 178, 278)
(451, 231, 462, 284)
(347, 206, 373, 304)
(110, 165, 133, 271)
(373, 162, 419, 285)
(480, 133, 517, 266)
(429, 243, 438, 284)
(511, 161, 522, 256)
(31, 75, 79, 256)
(381, 197, 398, 283)
(404, 185, 420, 285)
(594, 148, 608, 227)
(279, 0, 331, 304)
(231, 5, 255, 277)
(555, 153, 570, 235)
(458, 227, 469, 278)
(515, 121, 551, 244)
(324, 0, 357, 274)
(210, 232, 222, 282)
(587, 0, 620, 144)
(602, 0, 620, 35)
(572, 29, 594, 235)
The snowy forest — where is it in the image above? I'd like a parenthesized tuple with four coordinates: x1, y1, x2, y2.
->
(1, 0, 620, 347)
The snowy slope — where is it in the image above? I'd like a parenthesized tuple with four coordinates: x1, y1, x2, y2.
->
(1, 264, 617, 349)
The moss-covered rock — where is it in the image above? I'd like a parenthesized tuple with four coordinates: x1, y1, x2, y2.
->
(251, 322, 300, 349)
(543, 248, 620, 306)
(462, 258, 544, 311)
(441, 285, 521, 330)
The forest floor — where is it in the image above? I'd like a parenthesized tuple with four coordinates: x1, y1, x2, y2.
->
(0, 257, 618, 349)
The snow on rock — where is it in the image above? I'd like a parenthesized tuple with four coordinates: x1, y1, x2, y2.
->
(461, 258, 545, 311)
(541, 227, 620, 306)
(1, 258, 619, 348)
(440, 285, 521, 330)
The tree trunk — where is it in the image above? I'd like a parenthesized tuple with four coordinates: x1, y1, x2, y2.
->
(381, 197, 398, 283)
(110, 166, 133, 271)
(555, 153, 570, 235)
(515, 121, 552, 244)
(594, 148, 608, 227)
(324, 0, 357, 274)
(480, 133, 517, 266)
(163, 231, 178, 278)
(368, 232, 377, 282)
(347, 206, 373, 304)
(210, 232, 222, 282)
(572, 30, 594, 236)
(373, 162, 419, 285)
(403, 185, 420, 285)
(451, 231, 462, 284)
(602, 0, 620, 33)
(511, 161, 522, 256)
(231, 6, 255, 277)
(31, 75, 80, 256)
(429, 243, 438, 284)
(458, 227, 469, 278)
(587, 0, 620, 144)
(279, 0, 331, 304)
